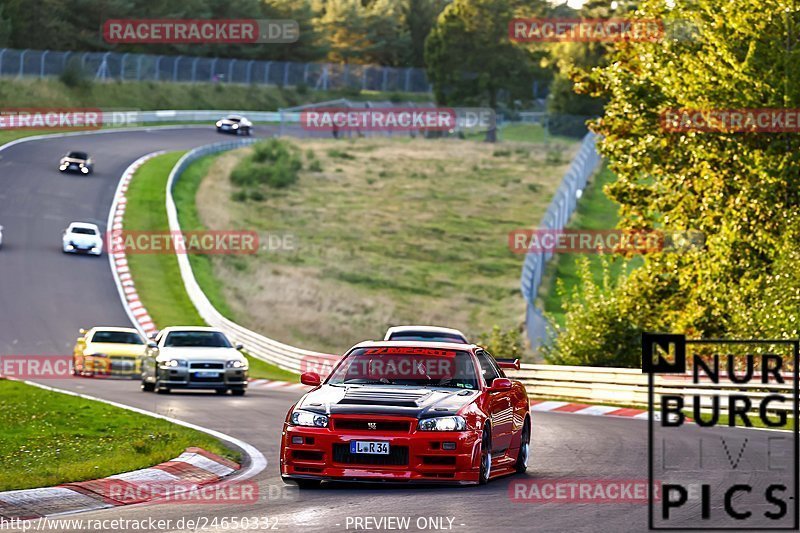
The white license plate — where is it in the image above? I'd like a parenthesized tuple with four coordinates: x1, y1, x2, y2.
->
(350, 441, 390, 455)
(194, 371, 220, 378)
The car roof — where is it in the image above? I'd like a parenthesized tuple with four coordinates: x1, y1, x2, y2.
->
(386, 325, 466, 336)
(351, 340, 478, 352)
(159, 326, 225, 334)
(89, 327, 141, 334)
(68, 222, 100, 230)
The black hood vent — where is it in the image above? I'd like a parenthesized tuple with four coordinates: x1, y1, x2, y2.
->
(339, 389, 431, 407)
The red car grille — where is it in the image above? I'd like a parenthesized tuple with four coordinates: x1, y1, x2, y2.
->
(332, 444, 409, 466)
(332, 419, 412, 432)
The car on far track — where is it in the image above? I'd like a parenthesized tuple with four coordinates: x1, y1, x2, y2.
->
(73, 327, 147, 378)
(59, 151, 94, 174)
(62, 222, 103, 255)
(384, 325, 469, 344)
(140, 326, 249, 395)
(215, 114, 252, 136)
(280, 341, 529, 488)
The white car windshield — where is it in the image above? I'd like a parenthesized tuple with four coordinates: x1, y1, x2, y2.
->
(163, 331, 232, 348)
(70, 227, 97, 235)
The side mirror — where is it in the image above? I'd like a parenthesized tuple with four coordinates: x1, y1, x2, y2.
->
(495, 358, 520, 370)
(147, 341, 158, 349)
(235, 343, 244, 351)
(489, 377, 513, 392)
(300, 372, 321, 387)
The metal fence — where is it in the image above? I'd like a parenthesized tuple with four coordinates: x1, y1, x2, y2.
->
(0, 48, 433, 93)
(520, 132, 604, 352)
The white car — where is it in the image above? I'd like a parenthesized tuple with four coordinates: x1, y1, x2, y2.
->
(215, 114, 252, 136)
(62, 222, 103, 255)
(140, 326, 249, 395)
(383, 325, 469, 344)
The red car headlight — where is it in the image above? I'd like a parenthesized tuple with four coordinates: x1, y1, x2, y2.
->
(291, 410, 329, 427)
(417, 416, 467, 431)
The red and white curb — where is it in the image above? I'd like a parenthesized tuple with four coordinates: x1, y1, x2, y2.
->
(249, 378, 312, 391)
(0, 448, 238, 520)
(107, 151, 166, 339)
(530, 400, 651, 420)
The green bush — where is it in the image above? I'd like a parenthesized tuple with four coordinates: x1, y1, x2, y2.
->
(478, 325, 524, 359)
(59, 58, 91, 90)
(231, 139, 301, 191)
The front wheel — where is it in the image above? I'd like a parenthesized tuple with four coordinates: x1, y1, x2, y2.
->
(479, 426, 492, 485)
(515, 418, 531, 474)
(141, 380, 155, 392)
(231, 389, 246, 396)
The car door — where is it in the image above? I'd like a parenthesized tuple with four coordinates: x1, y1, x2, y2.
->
(476, 350, 513, 452)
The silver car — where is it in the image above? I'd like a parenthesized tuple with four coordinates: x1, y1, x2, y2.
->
(140, 327, 249, 395)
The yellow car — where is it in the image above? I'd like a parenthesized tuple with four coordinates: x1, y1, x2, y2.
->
(73, 327, 146, 378)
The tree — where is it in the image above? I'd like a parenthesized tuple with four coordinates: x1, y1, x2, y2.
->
(548, 0, 800, 365)
(424, 0, 537, 108)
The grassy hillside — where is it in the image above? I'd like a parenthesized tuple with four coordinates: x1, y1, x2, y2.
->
(0, 78, 430, 111)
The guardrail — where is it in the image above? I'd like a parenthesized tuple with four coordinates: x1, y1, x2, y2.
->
(520, 132, 604, 351)
(515, 363, 794, 413)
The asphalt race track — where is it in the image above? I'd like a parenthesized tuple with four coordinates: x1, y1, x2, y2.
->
(0, 127, 794, 532)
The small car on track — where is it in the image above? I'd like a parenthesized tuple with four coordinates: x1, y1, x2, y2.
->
(280, 341, 529, 487)
(384, 325, 468, 344)
(215, 114, 252, 136)
(73, 327, 147, 378)
(59, 151, 94, 174)
(62, 222, 103, 255)
(140, 326, 248, 395)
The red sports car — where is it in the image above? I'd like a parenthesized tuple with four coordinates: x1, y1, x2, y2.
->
(280, 341, 530, 487)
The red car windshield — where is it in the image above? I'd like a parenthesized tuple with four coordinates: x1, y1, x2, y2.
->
(327, 347, 479, 390)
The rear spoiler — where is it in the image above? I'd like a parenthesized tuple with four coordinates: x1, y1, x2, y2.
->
(495, 358, 520, 370)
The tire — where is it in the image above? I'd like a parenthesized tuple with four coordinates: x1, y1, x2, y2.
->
(141, 380, 155, 392)
(231, 389, 246, 396)
(215, 389, 228, 395)
(515, 418, 531, 474)
(479, 426, 492, 485)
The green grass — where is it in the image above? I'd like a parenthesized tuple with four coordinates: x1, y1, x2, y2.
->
(538, 165, 640, 326)
(125, 153, 297, 381)
(183, 136, 579, 355)
(0, 380, 238, 491)
(0, 78, 430, 111)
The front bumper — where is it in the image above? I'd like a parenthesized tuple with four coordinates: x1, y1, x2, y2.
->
(63, 244, 102, 255)
(280, 415, 482, 484)
(157, 366, 248, 390)
(78, 356, 140, 378)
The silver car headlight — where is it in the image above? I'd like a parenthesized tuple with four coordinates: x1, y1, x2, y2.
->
(164, 359, 187, 368)
(417, 416, 467, 431)
(216, 121, 223, 127)
(291, 410, 328, 427)
(226, 359, 248, 369)
(232, 123, 239, 129)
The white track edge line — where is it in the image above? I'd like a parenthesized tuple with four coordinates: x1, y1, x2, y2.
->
(22, 380, 266, 481)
